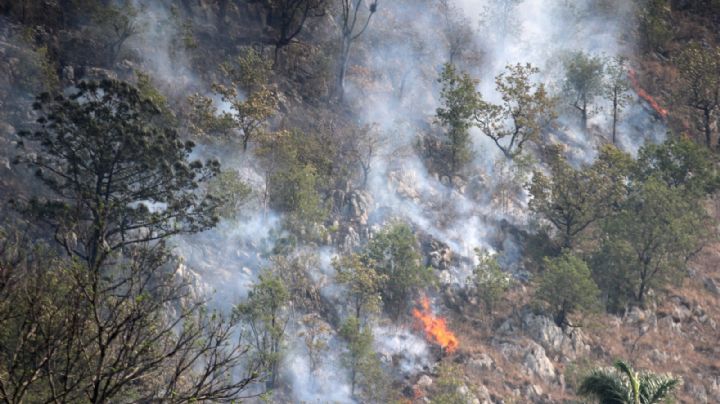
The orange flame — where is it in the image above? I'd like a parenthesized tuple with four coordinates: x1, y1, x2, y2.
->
(627, 68, 669, 119)
(412, 296, 458, 353)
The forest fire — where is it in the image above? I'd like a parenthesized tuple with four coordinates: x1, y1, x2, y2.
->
(627, 68, 669, 119)
(412, 296, 458, 353)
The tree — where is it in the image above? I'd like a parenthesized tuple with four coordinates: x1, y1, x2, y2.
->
(337, 0, 379, 100)
(207, 169, 252, 219)
(469, 249, 510, 318)
(435, 63, 482, 177)
(578, 360, 681, 404)
(333, 252, 386, 322)
(535, 251, 600, 328)
(212, 48, 279, 150)
(8, 80, 261, 403)
(437, 0, 480, 66)
(430, 362, 475, 404)
(603, 56, 632, 144)
(365, 222, 433, 320)
(236, 271, 290, 390)
(597, 176, 711, 305)
(635, 137, 719, 196)
(15, 80, 220, 273)
(676, 43, 720, 148)
(563, 51, 604, 131)
(262, 0, 326, 64)
(528, 145, 632, 249)
(476, 63, 555, 159)
(338, 317, 386, 400)
(0, 233, 262, 404)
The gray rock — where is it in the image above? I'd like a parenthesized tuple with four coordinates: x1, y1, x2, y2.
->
(467, 353, 494, 373)
(704, 277, 720, 296)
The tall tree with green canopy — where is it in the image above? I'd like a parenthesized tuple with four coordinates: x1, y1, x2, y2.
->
(15, 79, 220, 273)
(236, 271, 290, 390)
(476, 63, 555, 159)
(676, 43, 720, 148)
(535, 251, 600, 328)
(528, 145, 632, 249)
(578, 360, 680, 404)
(598, 176, 712, 305)
(333, 252, 387, 322)
(563, 51, 604, 131)
(435, 63, 482, 177)
(365, 222, 433, 320)
(7, 80, 262, 403)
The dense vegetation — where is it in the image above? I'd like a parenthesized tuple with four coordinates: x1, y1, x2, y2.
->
(1, 0, 720, 402)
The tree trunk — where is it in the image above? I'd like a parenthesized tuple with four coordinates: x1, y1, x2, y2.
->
(703, 107, 712, 148)
(612, 96, 618, 144)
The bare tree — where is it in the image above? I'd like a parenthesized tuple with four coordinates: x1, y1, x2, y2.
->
(337, 0, 378, 100)
(263, 0, 327, 64)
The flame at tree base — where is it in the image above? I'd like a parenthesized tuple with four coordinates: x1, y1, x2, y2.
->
(412, 296, 458, 353)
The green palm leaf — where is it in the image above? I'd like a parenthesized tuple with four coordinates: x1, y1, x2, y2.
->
(578, 368, 630, 404)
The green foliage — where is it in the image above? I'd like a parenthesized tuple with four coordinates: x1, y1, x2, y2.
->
(470, 249, 510, 317)
(333, 253, 387, 321)
(339, 317, 387, 401)
(430, 362, 474, 404)
(270, 163, 328, 236)
(16, 80, 220, 270)
(596, 176, 711, 305)
(635, 137, 719, 196)
(563, 51, 604, 130)
(529, 145, 632, 249)
(207, 170, 253, 219)
(435, 63, 482, 176)
(212, 48, 278, 150)
(578, 360, 681, 404)
(638, 0, 673, 52)
(476, 63, 555, 159)
(675, 43, 720, 147)
(535, 251, 600, 328)
(365, 222, 434, 320)
(236, 270, 290, 389)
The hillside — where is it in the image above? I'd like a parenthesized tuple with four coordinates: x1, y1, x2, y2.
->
(1, 1, 719, 403)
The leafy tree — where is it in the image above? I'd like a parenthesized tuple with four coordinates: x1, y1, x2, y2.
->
(207, 169, 253, 219)
(15, 80, 220, 272)
(337, 0, 378, 100)
(676, 43, 720, 148)
(8, 80, 261, 403)
(469, 249, 510, 318)
(563, 51, 604, 131)
(597, 176, 712, 305)
(430, 362, 475, 404)
(333, 252, 387, 322)
(578, 360, 680, 404)
(365, 222, 433, 320)
(635, 137, 719, 196)
(212, 48, 278, 150)
(236, 271, 290, 390)
(529, 145, 632, 249)
(476, 63, 555, 159)
(535, 251, 600, 328)
(435, 63, 482, 177)
(638, 0, 673, 53)
(0, 232, 261, 403)
(338, 317, 386, 401)
(603, 56, 632, 144)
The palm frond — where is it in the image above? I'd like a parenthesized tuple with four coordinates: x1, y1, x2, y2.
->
(614, 360, 640, 404)
(638, 373, 681, 404)
(578, 368, 630, 404)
